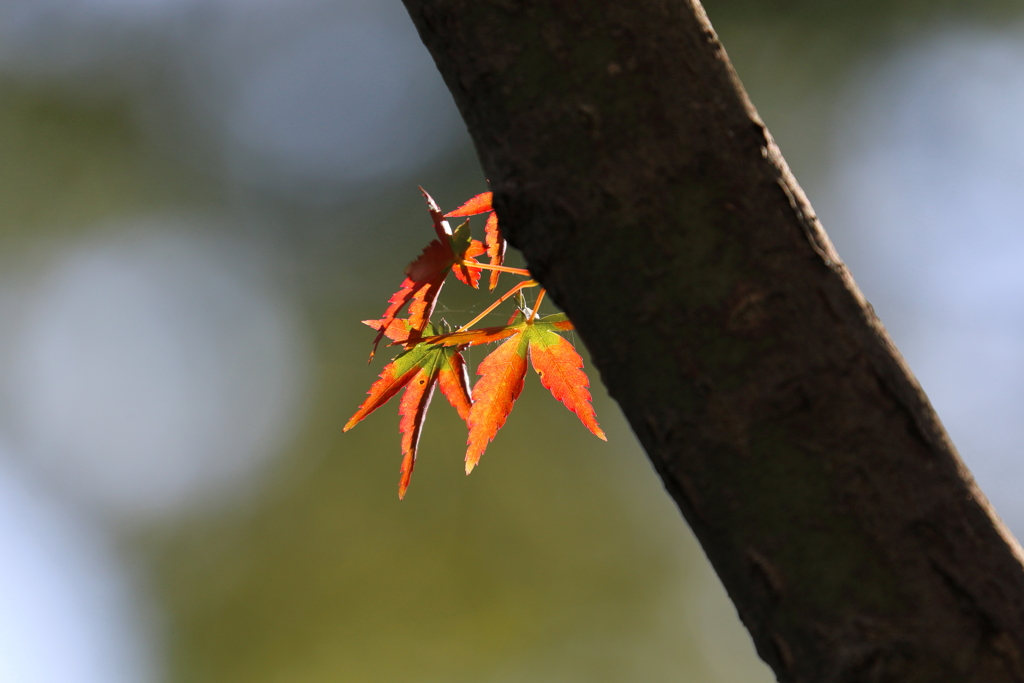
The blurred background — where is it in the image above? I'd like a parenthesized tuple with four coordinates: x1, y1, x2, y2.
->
(0, 0, 1023, 681)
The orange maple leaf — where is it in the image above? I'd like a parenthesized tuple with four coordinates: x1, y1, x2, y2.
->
(462, 312, 605, 473)
(369, 189, 485, 360)
(445, 192, 506, 290)
(445, 192, 492, 217)
(347, 320, 472, 499)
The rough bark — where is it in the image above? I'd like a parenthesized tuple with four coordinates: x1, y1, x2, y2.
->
(400, 1, 1024, 681)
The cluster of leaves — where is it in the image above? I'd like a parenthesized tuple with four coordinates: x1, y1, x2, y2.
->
(345, 189, 606, 498)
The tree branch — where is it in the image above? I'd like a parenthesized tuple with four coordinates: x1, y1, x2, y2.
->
(401, 1, 1024, 680)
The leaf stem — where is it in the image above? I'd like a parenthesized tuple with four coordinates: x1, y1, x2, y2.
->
(528, 289, 546, 322)
(459, 261, 532, 276)
(457, 280, 538, 332)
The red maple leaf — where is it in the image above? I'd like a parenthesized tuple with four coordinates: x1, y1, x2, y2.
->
(346, 319, 472, 499)
(456, 312, 606, 473)
(446, 192, 506, 290)
(369, 189, 485, 360)
(445, 192, 492, 217)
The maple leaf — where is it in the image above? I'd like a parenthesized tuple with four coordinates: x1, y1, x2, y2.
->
(445, 192, 492, 218)
(369, 190, 485, 360)
(482, 213, 506, 290)
(463, 312, 606, 473)
(446, 191, 506, 290)
(346, 319, 472, 499)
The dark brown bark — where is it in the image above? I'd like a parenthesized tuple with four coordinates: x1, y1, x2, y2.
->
(400, 1, 1024, 681)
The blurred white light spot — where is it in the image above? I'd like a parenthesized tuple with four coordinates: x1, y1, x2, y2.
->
(0, 0, 174, 82)
(0, 0, 465, 197)
(0, 448, 157, 683)
(222, 7, 462, 194)
(827, 29, 1024, 532)
(3, 227, 307, 523)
